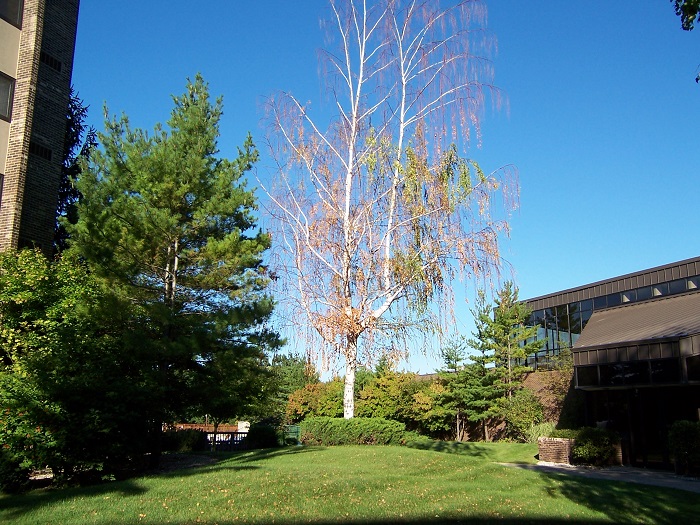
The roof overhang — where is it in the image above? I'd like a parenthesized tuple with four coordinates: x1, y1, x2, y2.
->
(573, 291, 700, 352)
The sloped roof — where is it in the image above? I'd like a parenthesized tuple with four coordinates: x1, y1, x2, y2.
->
(573, 292, 700, 350)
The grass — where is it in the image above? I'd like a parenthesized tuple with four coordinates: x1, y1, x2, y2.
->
(1, 442, 697, 524)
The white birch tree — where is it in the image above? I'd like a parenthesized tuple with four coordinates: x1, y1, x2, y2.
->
(264, 0, 517, 418)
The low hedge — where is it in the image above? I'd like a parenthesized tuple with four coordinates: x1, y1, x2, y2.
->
(668, 420, 700, 475)
(161, 429, 209, 453)
(244, 423, 282, 449)
(300, 417, 408, 446)
(548, 427, 619, 466)
(0, 447, 30, 494)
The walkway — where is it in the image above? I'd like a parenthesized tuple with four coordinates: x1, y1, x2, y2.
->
(503, 462, 700, 494)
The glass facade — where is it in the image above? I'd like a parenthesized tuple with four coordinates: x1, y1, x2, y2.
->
(523, 274, 700, 370)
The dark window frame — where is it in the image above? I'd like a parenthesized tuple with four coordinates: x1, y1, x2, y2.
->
(0, 0, 23, 28)
(0, 71, 15, 121)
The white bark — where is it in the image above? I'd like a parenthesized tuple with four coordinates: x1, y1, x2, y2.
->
(264, 0, 513, 419)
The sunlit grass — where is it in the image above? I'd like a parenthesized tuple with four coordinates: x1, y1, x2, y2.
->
(1, 443, 697, 524)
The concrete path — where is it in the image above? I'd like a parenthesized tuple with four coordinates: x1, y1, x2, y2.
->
(502, 462, 700, 494)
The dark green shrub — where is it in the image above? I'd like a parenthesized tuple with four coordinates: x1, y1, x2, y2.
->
(525, 422, 556, 444)
(245, 424, 282, 449)
(668, 420, 700, 475)
(0, 447, 30, 494)
(502, 388, 544, 442)
(300, 417, 408, 446)
(549, 428, 580, 439)
(161, 429, 208, 453)
(571, 427, 618, 466)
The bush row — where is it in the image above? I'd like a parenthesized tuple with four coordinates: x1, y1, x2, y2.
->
(548, 427, 619, 466)
(300, 417, 409, 446)
(668, 420, 700, 475)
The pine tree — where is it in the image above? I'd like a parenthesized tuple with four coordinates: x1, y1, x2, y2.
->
(68, 75, 281, 465)
(489, 283, 541, 399)
(54, 87, 97, 253)
(461, 284, 543, 440)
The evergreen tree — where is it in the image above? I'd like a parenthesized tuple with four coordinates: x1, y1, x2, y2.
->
(488, 282, 541, 399)
(68, 75, 281, 465)
(442, 330, 501, 441)
(54, 87, 97, 253)
(462, 283, 543, 440)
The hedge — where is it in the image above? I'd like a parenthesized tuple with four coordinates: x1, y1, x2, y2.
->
(548, 427, 618, 466)
(668, 420, 700, 475)
(300, 417, 408, 446)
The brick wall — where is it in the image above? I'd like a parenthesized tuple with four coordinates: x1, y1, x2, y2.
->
(0, 0, 43, 251)
(538, 436, 624, 465)
(538, 437, 574, 464)
(0, 0, 80, 254)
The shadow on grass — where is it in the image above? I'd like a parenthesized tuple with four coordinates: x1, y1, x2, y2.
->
(225, 445, 324, 465)
(532, 469, 699, 524)
(0, 446, 325, 522)
(150, 445, 325, 481)
(0, 477, 147, 522)
(405, 439, 536, 463)
(65, 518, 609, 524)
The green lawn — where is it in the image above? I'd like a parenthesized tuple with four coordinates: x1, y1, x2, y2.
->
(1, 442, 697, 524)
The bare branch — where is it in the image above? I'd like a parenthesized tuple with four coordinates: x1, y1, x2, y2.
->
(263, 0, 513, 418)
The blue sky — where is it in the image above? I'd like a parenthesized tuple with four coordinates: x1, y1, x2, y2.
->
(72, 1, 700, 373)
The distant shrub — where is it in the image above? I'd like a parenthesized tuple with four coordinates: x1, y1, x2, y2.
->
(571, 427, 618, 466)
(525, 422, 556, 444)
(502, 389, 545, 442)
(544, 427, 619, 466)
(162, 429, 208, 453)
(0, 447, 30, 494)
(548, 428, 578, 439)
(245, 424, 282, 449)
(300, 417, 408, 446)
(668, 420, 700, 475)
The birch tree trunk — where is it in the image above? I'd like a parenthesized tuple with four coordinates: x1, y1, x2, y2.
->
(343, 338, 358, 419)
(265, 0, 516, 418)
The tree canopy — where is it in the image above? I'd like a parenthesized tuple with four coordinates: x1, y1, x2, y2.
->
(54, 87, 96, 253)
(1, 77, 282, 485)
(672, 0, 700, 30)
(266, 0, 516, 418)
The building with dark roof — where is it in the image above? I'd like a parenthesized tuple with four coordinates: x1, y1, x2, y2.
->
(0, 0, 80, 253)
(523, 256, 700, 467)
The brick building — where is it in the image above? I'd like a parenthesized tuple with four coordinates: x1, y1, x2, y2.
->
(0, 0, 80, 253)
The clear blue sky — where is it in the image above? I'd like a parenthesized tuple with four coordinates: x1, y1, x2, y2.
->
(72, 1, 700, 373)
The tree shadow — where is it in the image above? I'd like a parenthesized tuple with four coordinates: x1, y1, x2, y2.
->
(0, 478, 147, 522)
(225, 445, 325, 464)
(120, 518, 608, 525)
(404, 439, 535, 464)
(0, 446, 324, 522)
(406, 440, 491, 457)
(531, 469, 699, 524)
(152, 445, 324, 479)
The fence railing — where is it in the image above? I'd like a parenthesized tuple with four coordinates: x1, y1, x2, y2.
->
(206, 431, 248, 451)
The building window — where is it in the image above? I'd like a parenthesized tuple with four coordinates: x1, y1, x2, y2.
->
(0, 0, 23, 27)
(40, 51, 62, 73)
(0, 72, 14, 121)
(29, 141, 52, 161)
(669, 278, 687, 295)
